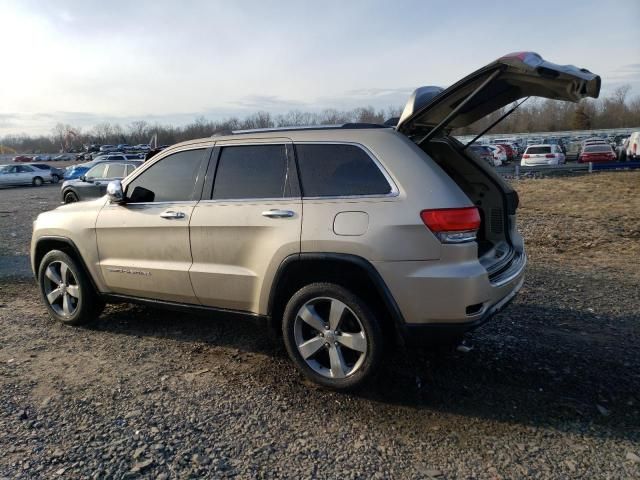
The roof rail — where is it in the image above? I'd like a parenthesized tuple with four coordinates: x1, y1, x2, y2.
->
(226, 123, 388, 135)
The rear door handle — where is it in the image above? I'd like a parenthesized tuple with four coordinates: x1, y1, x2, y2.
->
(261, 209, 295, 218)
(160, 210, 186, 219)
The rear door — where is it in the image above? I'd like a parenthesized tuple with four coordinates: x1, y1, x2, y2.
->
(188, 140, 301, 313)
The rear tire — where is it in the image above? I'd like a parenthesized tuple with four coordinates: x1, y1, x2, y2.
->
(32, 176, 43, 187)
(64, 191, 78, 203)
(282, 283, 383, 391)
(37, 250, 104, 326)
(51, 174, 60, 184)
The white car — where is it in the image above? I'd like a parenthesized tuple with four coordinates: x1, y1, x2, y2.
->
(0, 164, 53, 186)
(486, 145, 507, 166)
(521, 144, 565, 166)
(626, 131, 640, 160)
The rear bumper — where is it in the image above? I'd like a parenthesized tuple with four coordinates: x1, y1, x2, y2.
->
(374, 249, 526, 345)
(400, 275, 524, 345)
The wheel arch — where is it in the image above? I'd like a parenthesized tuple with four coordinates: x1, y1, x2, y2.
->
(267, 253, 406, 344)
(33, 236, 100, 294)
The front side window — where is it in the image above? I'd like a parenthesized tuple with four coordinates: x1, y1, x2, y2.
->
(295, 143, 392, 197)
(126, 149, 206, 203)
(212, 145, 289, 200)
(19, 165, 34, 173)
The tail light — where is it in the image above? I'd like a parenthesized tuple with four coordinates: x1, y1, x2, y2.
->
(421, 207, 481, 244)
(633, 143, 637, 154)
(545, 153, 555, 158)
(523, 154, 530, 158)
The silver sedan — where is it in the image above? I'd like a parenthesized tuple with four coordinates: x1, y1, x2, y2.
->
(0, 164, 53, 186)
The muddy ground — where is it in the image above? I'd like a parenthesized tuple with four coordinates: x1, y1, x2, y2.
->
(0, 172, 639, 479)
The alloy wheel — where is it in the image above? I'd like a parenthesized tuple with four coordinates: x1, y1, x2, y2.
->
(42, 260, 80, 317)
(293, 297, 368, 379)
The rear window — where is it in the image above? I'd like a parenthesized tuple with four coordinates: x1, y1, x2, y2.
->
(295, 144, 391, 197)
(213, 145, 289, 200)
(584, 145, 612, 153)
(526, 146, 551, 154)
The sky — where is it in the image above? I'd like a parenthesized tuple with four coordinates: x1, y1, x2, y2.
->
(0, 0, 639, 136)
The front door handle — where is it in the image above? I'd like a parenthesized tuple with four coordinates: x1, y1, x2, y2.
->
(160, 210, 186, 219)
(261, 209, 295, 218)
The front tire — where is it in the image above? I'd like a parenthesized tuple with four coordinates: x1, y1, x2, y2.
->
(37, 250, 104, 325)
(282, 283, 383, 391)
(32, 176, 43, 187)
(64, 191, 78, 203)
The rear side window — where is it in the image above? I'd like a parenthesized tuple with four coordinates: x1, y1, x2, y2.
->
(526, 146, 551, 154)
(126, 149, 206, 203)
(295, 144, 391, 197)
(105, 163, 126, 178)
(213, 145, 289, 199)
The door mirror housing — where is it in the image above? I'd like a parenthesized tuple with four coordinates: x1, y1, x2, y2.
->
(107, 180, 125, 204)
(79, 175, 87, 182)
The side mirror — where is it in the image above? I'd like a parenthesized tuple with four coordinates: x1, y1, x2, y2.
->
(107, 180, 125, 204)
(79, 175, 86, 182)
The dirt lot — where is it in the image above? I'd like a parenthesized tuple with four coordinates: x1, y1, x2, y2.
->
(0, 173, 639, 479)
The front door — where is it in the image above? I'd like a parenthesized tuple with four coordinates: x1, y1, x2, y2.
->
(95, 146, 211, 303)
(189, 141, 301, 314)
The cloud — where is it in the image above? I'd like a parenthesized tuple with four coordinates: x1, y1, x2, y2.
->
(230, 95, 308, 110)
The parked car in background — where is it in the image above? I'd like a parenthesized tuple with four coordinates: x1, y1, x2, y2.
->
(33, 154, 52, 162)
(13, 155, 33, 163)
(578, 144, 617, 163)
(61, 160, 142, 203)
(99, 145, 116, 153)
(617, 138, 629, 161)
(0, 164, 52, 186)
(29, 163, 65, 183)
(521, 144, 565, 166)
(64, 156, 136, 180)
(486, 145, 507, 166)
(627, 131, 640, 160)
(53, 154, 73, 161)
(565, 141, 582, 162)
(495, 143, 515, 162)
(468, 144, 496, 166)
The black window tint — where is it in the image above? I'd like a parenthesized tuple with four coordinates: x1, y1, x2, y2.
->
(295, 144, 391, 197)
(126, 149, 205, 203)
(213, 145, 288, 199)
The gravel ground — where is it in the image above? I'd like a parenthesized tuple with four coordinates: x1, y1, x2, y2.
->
(1, 173, 639, 479)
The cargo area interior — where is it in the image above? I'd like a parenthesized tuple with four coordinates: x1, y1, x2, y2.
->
(419, 136, 516, 276)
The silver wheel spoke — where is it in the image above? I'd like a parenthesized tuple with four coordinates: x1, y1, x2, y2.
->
(337, 332, 367, 353)
(45, 265, 62, 284)
(60, 263, 69, 284)
(66, 285, 80, 298)
(297, 336, 325, 359)
(62, 293, 72, 315)
(47, 287, 63, 304)
(328, 299, 346, 331)
(328, 345, 347, 378)
(299, 305, 326, 333)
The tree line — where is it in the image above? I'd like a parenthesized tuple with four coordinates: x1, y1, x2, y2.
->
(2, 85, 638, 153)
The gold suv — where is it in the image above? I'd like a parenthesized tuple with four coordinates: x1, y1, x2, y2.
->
(31, 52, 600, 389)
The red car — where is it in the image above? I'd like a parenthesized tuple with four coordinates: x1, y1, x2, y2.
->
(495, 143, 515, 161)
(578, 144, 617, 163)
(13, 155, 33, 163)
